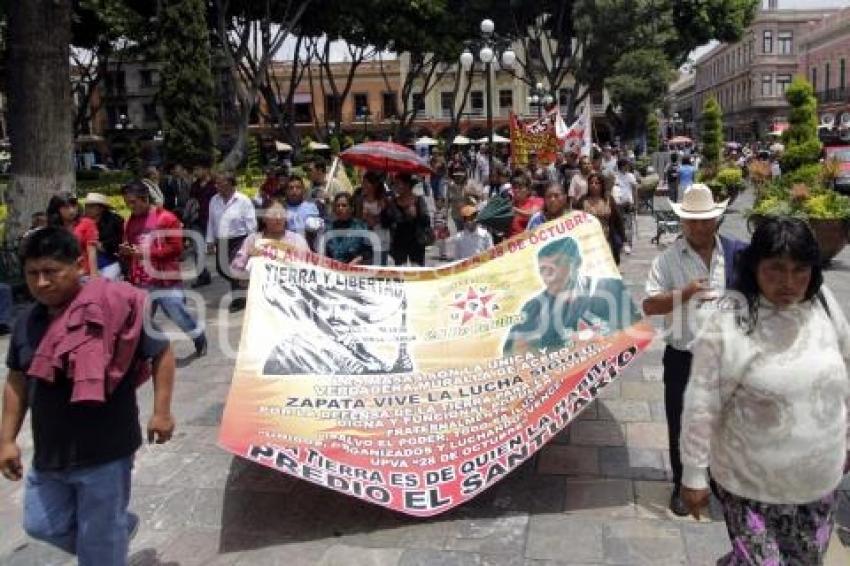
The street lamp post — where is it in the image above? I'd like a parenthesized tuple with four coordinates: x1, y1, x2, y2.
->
(358, 106, 372, 139)
(460, 19, 515, 171)
(527, 82, 555, 119)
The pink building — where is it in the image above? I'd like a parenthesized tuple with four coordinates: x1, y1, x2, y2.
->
(798, 7, 850, 136)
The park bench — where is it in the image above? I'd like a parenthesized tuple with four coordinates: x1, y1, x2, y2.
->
(650, 200, 681, 245)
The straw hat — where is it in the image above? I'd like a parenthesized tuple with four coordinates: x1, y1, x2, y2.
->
(670, 184, 728, 220)
(83, 192, 111, 207)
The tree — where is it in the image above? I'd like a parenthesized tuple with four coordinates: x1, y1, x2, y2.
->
(159, 0, 217, 166)
(606, 48, 675, 138)
(701, 96, 723, 173)
(485, 0, 758, 120)
(375, 0, 487, 135)
(214, 0, 311, 170)
(646, 112, 660, 155)
(70, 0, 155, 138)
(5, 0, 74, 241)
(781, 76, 822, 173)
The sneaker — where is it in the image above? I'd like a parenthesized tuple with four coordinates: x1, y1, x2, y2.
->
(192, 272, 212, 288)
(669, 489, 690, 517)
(193, 336, 208, 358)
(623, 243, 632, 255)
(228, 298, 246, 313)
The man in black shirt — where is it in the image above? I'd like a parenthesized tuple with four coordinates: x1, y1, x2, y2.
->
(0, 228, 175, 565)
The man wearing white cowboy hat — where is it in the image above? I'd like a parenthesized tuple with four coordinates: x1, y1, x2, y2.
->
(83, 192, 125, 280)
(642, 183, 746, 516)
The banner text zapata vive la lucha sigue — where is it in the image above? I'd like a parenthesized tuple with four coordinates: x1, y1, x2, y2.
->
(218, 211, 654, 517)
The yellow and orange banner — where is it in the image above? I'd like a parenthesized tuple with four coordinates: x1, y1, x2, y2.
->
(509, 111, 560, 166)
(218, 212, 653, 516)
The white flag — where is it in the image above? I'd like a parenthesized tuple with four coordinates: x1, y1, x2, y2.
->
(559, 103, 592, 157)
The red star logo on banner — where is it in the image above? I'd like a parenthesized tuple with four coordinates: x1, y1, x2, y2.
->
(451, 286, 498, 324)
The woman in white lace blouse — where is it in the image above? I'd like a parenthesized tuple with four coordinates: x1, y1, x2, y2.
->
(680, 217, 850, 565)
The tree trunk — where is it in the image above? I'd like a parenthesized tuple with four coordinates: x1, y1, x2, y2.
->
(7, 0, 74, 243)
(220, 102, 252, 170)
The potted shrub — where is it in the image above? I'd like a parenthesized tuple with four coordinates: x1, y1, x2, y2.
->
(712, 167, 744, 204)
(750, 182, 850, 263)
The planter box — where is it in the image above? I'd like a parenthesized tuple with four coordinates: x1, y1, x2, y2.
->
(810, 218, 848, 264)
(747, 214, 848, 264)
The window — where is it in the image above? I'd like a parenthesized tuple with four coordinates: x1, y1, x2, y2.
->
(826, 63, 831, 92)
(498, 89, 513, 110)
(763, 30, 773, 54)
(382, 92, 398, 118)
(812, 67, 818, 91)
(411, 92, 425, 112)
(440, 91, 453, 117)
(776, 74, 792, 95)
(353, 93, 369, 117)
(325, 94, 340, 117)
(140, 70, 153, 88)
(143, 103, 158, 123)
(106, 105, 128, 128)
(778, 31, 792, 55)
(470, 90, 484, 115)
(841, 59, 846, 90)
(106, 71, 126, 95)
(294, 103, 312, 123)
(591, 90, 604, 106)
(761, 74, 773, 97)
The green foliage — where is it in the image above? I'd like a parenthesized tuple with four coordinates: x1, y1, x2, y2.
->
(606, 48, 675, 136)
(329, 136, 341, 155)
(781, 139, 822, 174)
(159, 0, 217, 166)
(751, 167, 850, 220)
(247, 135, 262, 171)
(753, 185, 850, 220)
(781, 77, 821, 173)
(701, 96, 723, 171)
(802, 191, 850, 220)
(783, 163, 823, 188)
(716, 167, 743, 191)
(646, 113, 660, 154)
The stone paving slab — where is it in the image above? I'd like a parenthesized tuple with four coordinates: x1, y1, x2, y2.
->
(2, 189, 850, 565)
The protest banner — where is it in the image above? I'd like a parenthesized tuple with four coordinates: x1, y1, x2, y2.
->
(509, 112, 560, 166)
(218, 211, 654, 516)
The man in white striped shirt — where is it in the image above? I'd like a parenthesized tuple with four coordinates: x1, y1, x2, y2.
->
(207, 171, 258, 313)
(642, 184, 742, 516)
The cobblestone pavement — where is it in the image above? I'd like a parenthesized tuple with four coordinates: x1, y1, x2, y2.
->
(1, 189, 849, 565)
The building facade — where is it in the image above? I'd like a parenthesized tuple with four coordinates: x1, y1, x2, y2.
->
(257, 59, 401, 138)
(691, 2, 838, 142)
(401, 41, 613, 142)
(668, 73, 696, 138)
(798, 7, 850, 138)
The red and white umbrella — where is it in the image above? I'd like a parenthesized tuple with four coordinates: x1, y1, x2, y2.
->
(339, 141, 432, 175)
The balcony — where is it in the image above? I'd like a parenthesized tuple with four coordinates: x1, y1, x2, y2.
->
(817, 88, 850, 104)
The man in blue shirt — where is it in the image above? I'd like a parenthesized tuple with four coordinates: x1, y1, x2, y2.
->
(285, 177, 323, 250)
(678, 155, 697, 196)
